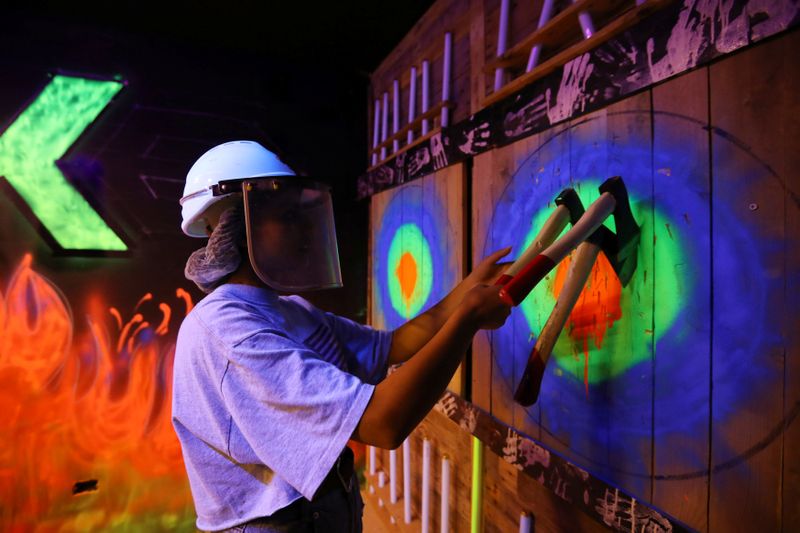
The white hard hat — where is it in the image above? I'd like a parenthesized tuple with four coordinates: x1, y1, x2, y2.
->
(180, 140, 295, 237)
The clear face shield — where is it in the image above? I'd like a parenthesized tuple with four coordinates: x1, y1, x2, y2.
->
(213, 177, 342, 292)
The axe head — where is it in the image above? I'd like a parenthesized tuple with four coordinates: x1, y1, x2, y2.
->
(555, 179, 640, 286)
(554, 188, 582, 224)
(598, 176, 640, 287)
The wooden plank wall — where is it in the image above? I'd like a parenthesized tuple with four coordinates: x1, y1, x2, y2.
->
(650, 67, 711, 530)
(467, 30, 799, 532)
(707, 31, 798, 533)
(366, 1, 798, 528)
(365, 408, 614, 533)
(369, 0, 551, 151)
(366, 408, 474, 532)
(369, 163, 466, 391)
(369, 0, 473, 142)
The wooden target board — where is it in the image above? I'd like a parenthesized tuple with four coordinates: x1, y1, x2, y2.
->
(471, 31, 799, 533)
(370, 164, 466, 393)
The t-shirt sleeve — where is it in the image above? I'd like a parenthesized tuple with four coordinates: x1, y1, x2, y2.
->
(220, 330, 375, 501)
(322, 311, 392, 385)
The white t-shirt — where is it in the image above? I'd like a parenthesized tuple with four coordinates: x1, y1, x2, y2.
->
(172, 283, 391, 531)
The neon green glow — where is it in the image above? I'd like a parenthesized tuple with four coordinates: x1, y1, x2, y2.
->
(471, 436, 483, 533)
(386, 223, 433, 318)
(0, 75, 126, 250)
(519, 182, 687, 382)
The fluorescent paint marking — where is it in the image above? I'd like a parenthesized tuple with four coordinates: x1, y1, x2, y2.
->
(0, 75, 126, 250)
(387, 223, 433, 318)
(519, 181, 684, 384)
(470, 437, 483, 533)
(552, 251, 623, 395)
(396, 252, 418, 307)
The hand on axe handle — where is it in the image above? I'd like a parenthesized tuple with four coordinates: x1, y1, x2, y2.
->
(498, 176, 636, 307)
(498, 194, 614, 306)
(494, 188, 579, 287)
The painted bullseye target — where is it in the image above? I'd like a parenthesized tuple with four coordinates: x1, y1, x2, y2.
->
(373, 182, 455, 331)
(387, 223, 433, 319)
(518, 181, 684, 386)
(483, 109, 785, 490)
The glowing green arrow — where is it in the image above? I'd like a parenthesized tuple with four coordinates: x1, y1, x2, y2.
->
(0, 74, 126, 251)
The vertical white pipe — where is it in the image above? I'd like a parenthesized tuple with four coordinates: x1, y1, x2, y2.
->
(422, 439, 432, 533)
(526, 0, 555, 72)
(378, 470, 386, 488)
(577, 11, 595, 38)
(441, 455, 451, 533)
(494, 0, 510, 91)
(441, 32, 453, 128)
(392, 79, 400, 153)
(407, 66, 417, 144)
(519, 512, 533, 533)
(390, 449, 398, 503)
(371, 99, 380, 166)
(573, 0, 595, 39)
(369, 445, 376, 476)
(380, 91, 389, 160)
(403, 439, 412, 524)
(421, 60, 431, 135)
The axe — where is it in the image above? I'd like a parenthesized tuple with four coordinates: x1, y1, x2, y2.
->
(498, 176, 640, 307)
(511, 177, 641, 406)
(494, 188, 581, 287)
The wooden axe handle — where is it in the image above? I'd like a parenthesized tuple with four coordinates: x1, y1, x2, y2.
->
(499, 192, 616, 306)
(494, 204, 571, 286)
(514, 240, 602, 406)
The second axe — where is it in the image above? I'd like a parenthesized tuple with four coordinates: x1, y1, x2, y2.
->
(498, 177, 641, 406)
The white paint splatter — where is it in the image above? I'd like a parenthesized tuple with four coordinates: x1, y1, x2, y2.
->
(518, 437, 551, 469)
(458, 121, 491, 154)
(459, 405, 478, 433)
(502, 429, 522, 468)
(646, 1, 707, 83)
(595, 487, 674, 532)
(504, 95, 547, 137)
(546, 53, 595, 124)
(648, 0, 799, 83)
(749, 0, 799, 41)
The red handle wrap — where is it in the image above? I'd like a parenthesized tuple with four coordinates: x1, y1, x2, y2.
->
(514, 348, 547, 406)
(498, 254, 557, 306)
(493, 273, 514, 286)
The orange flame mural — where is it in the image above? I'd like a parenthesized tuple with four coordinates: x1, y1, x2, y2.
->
(0, 255, 196, 531)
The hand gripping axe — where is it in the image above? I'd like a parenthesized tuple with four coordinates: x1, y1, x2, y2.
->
(502, 176, 641, 406)
(493, 188, 582, 287)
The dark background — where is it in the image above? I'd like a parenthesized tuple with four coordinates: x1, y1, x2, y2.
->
(0, 1, 434, 319)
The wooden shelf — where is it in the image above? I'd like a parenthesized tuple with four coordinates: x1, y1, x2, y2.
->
(364, 471, 420, 530)
(370, 100, 454, 158)
(367, 128, 440, 172)
(486, 0, 632, 73)
(482, 0, 674, 108)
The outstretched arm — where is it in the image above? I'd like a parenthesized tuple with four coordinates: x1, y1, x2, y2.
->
(351, 248, 513, 450)
(386, 247, 511, 365)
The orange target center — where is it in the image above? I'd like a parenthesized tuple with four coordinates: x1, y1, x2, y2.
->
(552, 252, 623, 394)
(396, 252, 418, 307)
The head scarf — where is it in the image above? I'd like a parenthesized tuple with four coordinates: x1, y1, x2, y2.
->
(184, 206, 245, 293)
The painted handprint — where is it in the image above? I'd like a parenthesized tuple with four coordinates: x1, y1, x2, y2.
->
(430, 132, 449, 170)
(458, 121, 491, 155)
(504, 94, 548, 137)
(546, 53, 596, 124)
(407, 146, 431, 176)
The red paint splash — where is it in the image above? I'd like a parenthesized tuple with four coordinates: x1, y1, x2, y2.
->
(551, 252, 622, 395)
(396, 252, 418, 313)
(0, 254, 196, 530)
